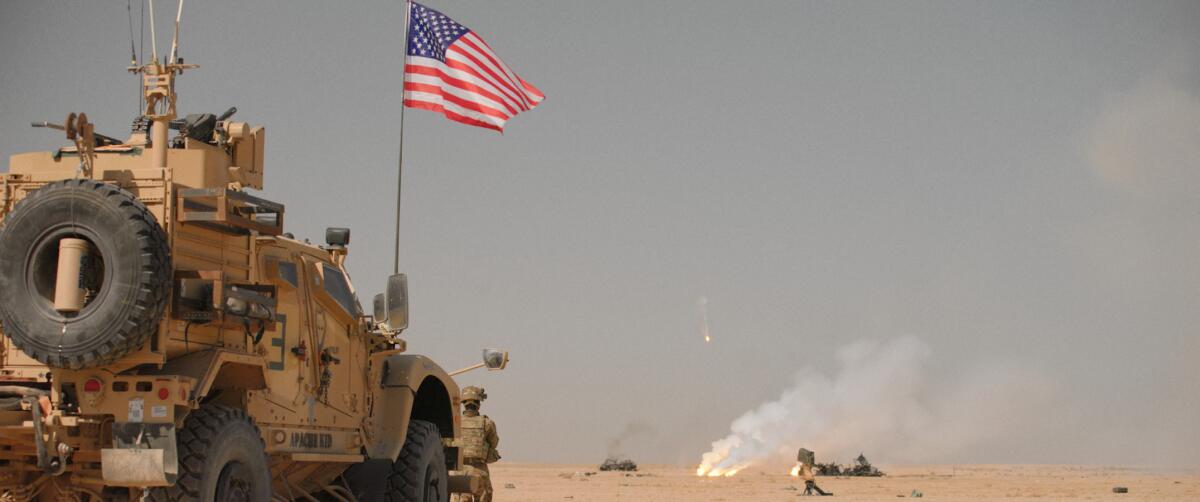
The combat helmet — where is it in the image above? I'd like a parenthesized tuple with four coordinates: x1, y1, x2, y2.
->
(462, 386, 487, 403)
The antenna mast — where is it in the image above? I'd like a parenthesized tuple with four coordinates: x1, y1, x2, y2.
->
(131, 0, 196, 169)
(148, 0, 158, 63)
(168, 0, 184, 65)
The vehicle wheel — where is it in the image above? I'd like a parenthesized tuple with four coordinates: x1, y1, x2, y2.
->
(147, 405, 272, 502)
(389, 420, 448, 502)
(0, 179, 170, 369)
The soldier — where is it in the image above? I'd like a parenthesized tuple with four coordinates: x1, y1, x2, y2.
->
(797, 448, 832, 496)
(461, 386, 500, 502)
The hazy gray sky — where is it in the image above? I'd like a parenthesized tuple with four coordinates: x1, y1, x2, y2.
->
(2, 1, 1198, 466)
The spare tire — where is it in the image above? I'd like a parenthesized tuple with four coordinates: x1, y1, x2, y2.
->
(0, 179, 170, 369)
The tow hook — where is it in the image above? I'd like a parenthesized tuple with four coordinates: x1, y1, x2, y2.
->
(49, 441, 73, 476)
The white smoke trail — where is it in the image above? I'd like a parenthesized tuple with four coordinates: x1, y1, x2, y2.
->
(696, 336, 1048, 476)
(697, 296, 712, 343)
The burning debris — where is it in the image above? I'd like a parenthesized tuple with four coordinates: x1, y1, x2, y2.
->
(813, 453, 884, 477)
(599, 457, 638, 472)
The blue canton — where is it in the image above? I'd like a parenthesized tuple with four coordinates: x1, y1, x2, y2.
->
(407, 2, 470, 62)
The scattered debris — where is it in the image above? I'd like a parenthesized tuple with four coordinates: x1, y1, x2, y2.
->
(599, 457, 639, 472)
(1113, 486, 1129, 494)
(814, 453, 885, 477)
(504, 483, 516, 489)
(910, 489, 923, 498)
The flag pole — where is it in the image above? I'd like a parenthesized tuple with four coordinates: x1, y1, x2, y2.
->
(394, 0, 412, 275)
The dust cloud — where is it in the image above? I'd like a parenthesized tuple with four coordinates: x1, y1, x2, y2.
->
(697, 337, 1052, 476)
(1085, 75, 1200, 195)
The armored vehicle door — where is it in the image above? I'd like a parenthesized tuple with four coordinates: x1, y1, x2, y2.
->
(300, 256, 367, 418)
(259, 250, 319, 409)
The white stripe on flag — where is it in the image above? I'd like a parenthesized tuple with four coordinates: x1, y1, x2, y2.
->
(404, 89, 507, 128)
(461, 32, 540, 105)
(444, 47, 529, 111)
(407, 57, 523, 115)
(449, 35, 532, 109)
(405, 68, 513, 117)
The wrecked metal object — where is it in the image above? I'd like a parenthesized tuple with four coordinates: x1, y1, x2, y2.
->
(815, 463, 843, 476)
(599, 457, 638, 471)
(814, 453, 884, 477)
(1113, 486, 1129, 494)
(849, 453, 884, 477)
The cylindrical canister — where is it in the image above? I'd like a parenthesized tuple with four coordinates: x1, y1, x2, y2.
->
(53, 238, 89, 313)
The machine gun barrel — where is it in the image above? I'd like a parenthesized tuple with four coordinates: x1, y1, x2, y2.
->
(31, 121, 122, 146)
(217, 106, 238, 121)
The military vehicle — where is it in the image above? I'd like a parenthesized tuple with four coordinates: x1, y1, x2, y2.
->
(0, 18, 509, 502)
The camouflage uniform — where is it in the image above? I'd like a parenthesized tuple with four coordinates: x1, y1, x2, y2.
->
(798, 448, 831, 496)
(461, 387, 500, 502)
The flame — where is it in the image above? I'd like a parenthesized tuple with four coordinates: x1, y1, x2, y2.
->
(704, 335, 711, 343)
(695, 464, 749, 477)
(789, 462, 802, 477)
(695, 434, 754, 477)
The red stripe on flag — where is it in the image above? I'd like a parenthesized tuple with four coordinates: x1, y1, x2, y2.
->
(405, 63, 519, 116)
(519, 77, 545, 100)
(439, 57, 526, 112)
(465, 34, 543, 102)
(420, 57, 523, 113)
(404, 99, 504, 132)
(454, 36, 532, 109)
(447, 44, 531, 110)
(403, 81, 510, 120)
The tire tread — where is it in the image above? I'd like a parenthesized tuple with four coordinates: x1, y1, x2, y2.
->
(0, 179, 170, 369)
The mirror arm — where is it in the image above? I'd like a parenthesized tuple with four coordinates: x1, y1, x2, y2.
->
(448, 362, 487, 377)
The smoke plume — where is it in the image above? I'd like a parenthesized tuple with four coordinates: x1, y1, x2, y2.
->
(696, 336, 1049, 476)
(607, 420, 655, 458)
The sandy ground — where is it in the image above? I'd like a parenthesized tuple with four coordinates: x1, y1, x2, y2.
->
(482, 463, 1199, 501)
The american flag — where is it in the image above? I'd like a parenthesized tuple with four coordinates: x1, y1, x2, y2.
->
(404, 2, 544, 132)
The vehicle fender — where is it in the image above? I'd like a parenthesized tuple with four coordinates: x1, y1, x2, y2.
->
(364, 353, 460, 461)
(148, 349, 268, 400)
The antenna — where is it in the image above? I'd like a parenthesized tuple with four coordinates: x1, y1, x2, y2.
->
(126, 0, 137, 66)
(168, 0, 184, 65)
(148, 0, 158, 63)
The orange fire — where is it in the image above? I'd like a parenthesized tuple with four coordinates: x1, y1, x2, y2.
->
(695, 464, 748, 477)
(789, 462, 803, 477)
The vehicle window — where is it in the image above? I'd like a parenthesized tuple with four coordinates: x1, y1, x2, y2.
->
(322, 264, 359, 316)
(277, 261, 298, 288)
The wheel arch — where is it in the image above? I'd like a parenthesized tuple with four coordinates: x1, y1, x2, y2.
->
(363, 354, 460, 462)
(148, 349, 268, 404)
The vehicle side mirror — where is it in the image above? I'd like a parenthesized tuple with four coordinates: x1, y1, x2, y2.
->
(373, 293, 386, 323)
(385, 274, 409, 332)
(482, 349, 509, 371)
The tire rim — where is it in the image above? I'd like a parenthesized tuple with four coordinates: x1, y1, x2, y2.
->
(215, 461, 254, 502)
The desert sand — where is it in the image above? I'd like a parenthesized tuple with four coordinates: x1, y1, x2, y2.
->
(485, 463, 1198, 501)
